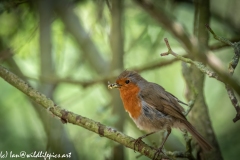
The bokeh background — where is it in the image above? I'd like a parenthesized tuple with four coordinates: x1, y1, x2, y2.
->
(0, 0, 240, 159)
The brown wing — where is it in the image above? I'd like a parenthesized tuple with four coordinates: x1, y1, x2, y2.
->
(168, 92, 188, 106)
(139, 82, 187, 121)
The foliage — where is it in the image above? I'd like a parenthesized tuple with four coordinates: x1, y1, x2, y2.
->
(0, 0, 240, 160)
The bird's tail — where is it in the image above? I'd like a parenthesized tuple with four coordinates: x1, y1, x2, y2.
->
(183, 121, 213, 151)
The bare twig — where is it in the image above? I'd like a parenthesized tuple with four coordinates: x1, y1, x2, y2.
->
(161, 38, 221, 81)
(206, 24, 233, 46)
(133, 0, 240, 109)
(206, 24, 240, 74)
(133, 0, 193, 52)
(25, 58, 180, 88)
(53, 0, 109, 75)
(209, 37, 240, 51)
(133, 58, 180, 72)
(105, 0, 112, 11)
(226, 84, 240, 122)
(181, 62, 198, 117)
(162, 38, 240, 122)
(184, 89, 198, 117)
(0, 0, 27, 12)
(183, 131, 195, 160)
(206, 25, 240, 122)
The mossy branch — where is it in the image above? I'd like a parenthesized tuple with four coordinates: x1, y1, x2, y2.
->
(161, 38, 240, 122)
(0, 65, 201, 160)
(206, 25, 240, 122)
(161, 38, 220, 81)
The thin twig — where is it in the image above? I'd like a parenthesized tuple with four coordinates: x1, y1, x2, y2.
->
(206, 25, 240, 122)
(209, 37, 240, 51)
(206, 24, 240, 74)
(205, 24, 233, 46)
(184, 88, 198, 117)
(161, 38, 221, 81)
(183, 131, 195, 160)
(162, 38, 240, 122)
(181, 62, 198, 116)
(133, 0, 193, 52)
(25, 58, 180, 88)
(226, 84, 240, 122)
(134, 58, 180, 72)
(105, 0, 112, 12)
(133, 0, 240, 107)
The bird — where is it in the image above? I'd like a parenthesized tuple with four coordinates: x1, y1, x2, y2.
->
(108, 70, 212, 159)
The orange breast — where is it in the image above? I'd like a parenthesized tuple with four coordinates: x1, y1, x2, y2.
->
(119, 84, 142, 119)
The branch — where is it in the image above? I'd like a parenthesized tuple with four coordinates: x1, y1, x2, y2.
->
(209, 37, 240, 51)
(133, 58, 180, 72)
(182, 131, 195, 160)
(226, 84, 240, 122)
(161, 38, 220, 81)
(109, 0, 125, 158)
(133, 0, 193, 52)
(0, 0, 27, 13)
(0, 65, 172, 160)
(162, 38, 240, 122)
(206, 24, 240, 74)
(25, 58, 180, 88)
(53, 0, 109, 75)
(133, 0, 240, 107)
(206, 25, 240, 122)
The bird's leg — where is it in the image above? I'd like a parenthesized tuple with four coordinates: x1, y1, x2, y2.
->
(153, 128, 171, 160)
(131, 131, 156, 152)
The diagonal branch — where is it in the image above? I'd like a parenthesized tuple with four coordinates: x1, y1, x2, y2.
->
(0, 65, 170, 160)
(209, 37, 240, 51)
(25, 58, 180, 88)
(133, 0, 193, 52)
(206, 24, 240, 74)
(162, 38, 240, 122)
(161, 38, 221, 81)
(53, 0, 109, 75)
(206, 25, 240, 122)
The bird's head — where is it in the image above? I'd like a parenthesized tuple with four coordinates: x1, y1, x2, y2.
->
(108, 70, 145, 90)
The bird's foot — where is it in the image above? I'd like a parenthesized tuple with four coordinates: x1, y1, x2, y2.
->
(131, 132, 156, 153)
(153, 146, 165, 160)
(131, 137, 143, 153)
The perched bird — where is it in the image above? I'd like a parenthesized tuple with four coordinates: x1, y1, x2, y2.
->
(108, 70, 212, 158)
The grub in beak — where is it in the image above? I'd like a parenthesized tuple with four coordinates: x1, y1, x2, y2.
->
(108, 82, 121, 89)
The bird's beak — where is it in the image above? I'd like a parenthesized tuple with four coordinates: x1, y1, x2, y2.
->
(108, 82, 121, 89)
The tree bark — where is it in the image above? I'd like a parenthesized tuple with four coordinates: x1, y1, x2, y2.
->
(38, 1, 79, 159)
(184, 0, 223, 159)
(110, 0, 125, 159)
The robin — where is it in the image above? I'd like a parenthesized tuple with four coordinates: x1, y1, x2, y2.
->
(108, 70, 212, 159)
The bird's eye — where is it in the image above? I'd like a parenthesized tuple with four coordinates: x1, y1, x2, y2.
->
(125, 80, 130, 84)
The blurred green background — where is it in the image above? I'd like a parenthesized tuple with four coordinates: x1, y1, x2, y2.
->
(0, 0, 240, 160)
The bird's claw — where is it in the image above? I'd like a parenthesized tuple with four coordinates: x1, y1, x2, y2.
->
(131, 138, 143, 153)
(153, 147, 165, 160)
